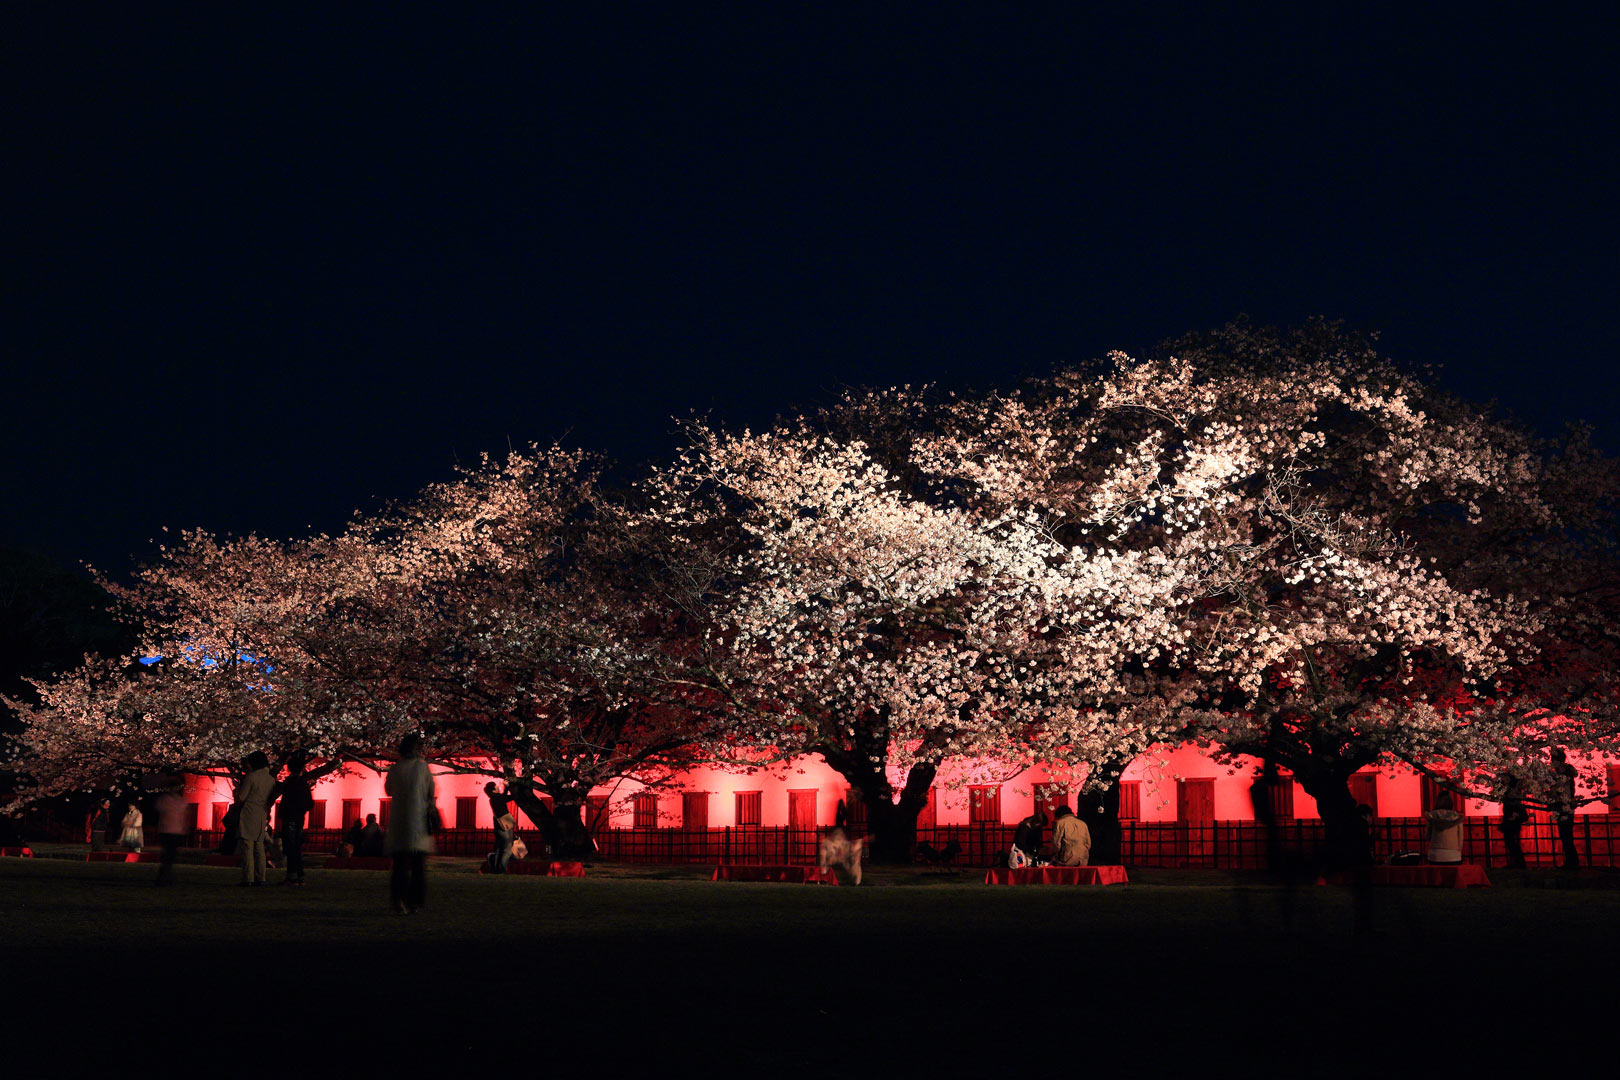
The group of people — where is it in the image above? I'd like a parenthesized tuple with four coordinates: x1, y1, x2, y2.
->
(339, 814, 386, 858)
(84, 734, 530, 910)
(1423, 748, 1582, 870)
(209, 735, 442, 912)
(85, 798, 147, 853)
(1008, 804, 1093, 869)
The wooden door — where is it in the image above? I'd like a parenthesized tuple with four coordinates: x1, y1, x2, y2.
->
(682, 791, 709, 831)
(1177, 778, 1215, 863)
(788, 789, 817, 859)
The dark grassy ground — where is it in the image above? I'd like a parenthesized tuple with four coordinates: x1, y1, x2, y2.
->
(3, 854, 1616, 1077)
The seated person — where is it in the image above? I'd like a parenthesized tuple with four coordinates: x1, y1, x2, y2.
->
(359, 813, 385, 858)
(1010, 811, 1047, 869)
(341, 817, 365, 856)
(1048, 805, 1091, 867)
(1425, 791, 1463, 864)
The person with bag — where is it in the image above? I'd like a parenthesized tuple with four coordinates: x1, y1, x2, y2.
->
(384, 733, 437, 914)
(119, 801, 145, 852)
(485, 782, 516, 874)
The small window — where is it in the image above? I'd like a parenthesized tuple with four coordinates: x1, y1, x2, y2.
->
(378, 798, 391, 827)
(735, 791, 762, 827)
(968, 785, 1001, 825)
(308, 800, 327, 830)
(212, 802, 230, 830)
(341, 799, 362, 829)
(633, 791, 658, 830)
(455, 797, 477, 830)
(1606, 765, 1620, 814)
(1270, 782, 1296, 822)
(1117, 782, 1141, 821)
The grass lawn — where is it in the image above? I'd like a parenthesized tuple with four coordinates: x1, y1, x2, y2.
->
(2, 854, 1616, 1076)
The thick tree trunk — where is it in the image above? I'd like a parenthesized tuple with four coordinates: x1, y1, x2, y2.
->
(865, 762, 937, 864)
(819, 744, 937, 864)
(1294, 766, 1369, 871)
(506, 785, 597, 861)
(1077, 759, 1127, 866)
(548, 799, 597, 861)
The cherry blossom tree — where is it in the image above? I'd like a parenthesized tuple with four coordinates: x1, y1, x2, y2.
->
(2, 523, 412, 810)
(649, 390, 1197, 861)
(1092, 322, 1617, 865)
(359, 445, 747, 857)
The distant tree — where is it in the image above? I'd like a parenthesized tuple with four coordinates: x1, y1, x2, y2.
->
(4, 450, 743, 862)
(361, 446, 747, 858)
(4, 530, 397, 806)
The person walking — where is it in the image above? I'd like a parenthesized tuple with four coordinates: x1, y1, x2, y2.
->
(154, 779, 188, 884)
(384, 733, 437, 914)
(277, 756, 314, 885)
(234, 751, 277, 886)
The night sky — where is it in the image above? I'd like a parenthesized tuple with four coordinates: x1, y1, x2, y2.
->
(6, 6, 1617, 576)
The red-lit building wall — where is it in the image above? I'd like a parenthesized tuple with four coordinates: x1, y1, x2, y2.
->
(182, 743, 1619, 829)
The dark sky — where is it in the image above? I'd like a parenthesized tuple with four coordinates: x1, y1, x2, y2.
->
(5, 5, 1617, 575)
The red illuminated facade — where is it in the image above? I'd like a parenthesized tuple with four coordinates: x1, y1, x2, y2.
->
(182, 743, 1620, 838)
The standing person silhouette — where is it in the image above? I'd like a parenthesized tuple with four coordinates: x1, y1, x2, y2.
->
(384, 733, 437, 914)
(1550, 748, 1580, 870)
(234, 751, 277, 886)
(86, 799, 111, 852)
(1496, 773, 1529, 870)
(277, 755, 314, 885)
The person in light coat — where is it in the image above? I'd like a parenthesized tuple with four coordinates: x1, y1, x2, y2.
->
(1425, 790, 1463, 865)
(119, 802, 145, 852)
(384, 733, 437, 913)
(234, 751, 277, 885)
(1049, 805, 1092, 867)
